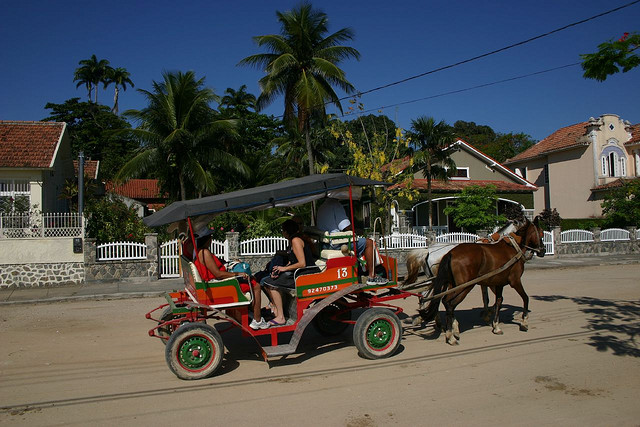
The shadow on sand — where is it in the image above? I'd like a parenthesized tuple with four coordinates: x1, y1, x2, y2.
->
(533, 295, 640, 357)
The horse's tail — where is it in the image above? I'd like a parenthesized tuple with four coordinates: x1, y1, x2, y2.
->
(419, 251, 453, 322)
(403, 248, 429, 285)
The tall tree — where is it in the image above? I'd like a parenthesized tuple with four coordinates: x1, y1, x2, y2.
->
(73, 54, 112, 103)
(410, 116, 457, 229)
(104, 67, 134, 115)
(581, 32, 640, 81)
(116, 71, 243, 201)
(239, 2, 360, 176)
(42, 98, 138, 180)
(219, 84, 257, 113)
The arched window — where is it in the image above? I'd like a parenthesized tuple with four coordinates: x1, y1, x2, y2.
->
(600, 146, 626, 177)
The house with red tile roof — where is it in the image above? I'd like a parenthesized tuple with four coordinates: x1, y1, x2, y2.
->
(105, 179, 167, 216)
(0, 121, 74, 212)
(73, 160, 100, 180)
(504, 114, 639, 219)
(389, 139, 537, 232)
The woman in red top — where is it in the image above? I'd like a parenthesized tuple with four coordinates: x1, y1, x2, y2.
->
(193, 229, 269, 330)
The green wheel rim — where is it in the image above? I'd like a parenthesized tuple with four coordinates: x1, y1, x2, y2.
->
(366, 318, 394, 350)
(178, 335, 214, 371)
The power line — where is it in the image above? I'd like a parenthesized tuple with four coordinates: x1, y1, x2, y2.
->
(347, 0, 640, 100)
(343, 63, 582, 118)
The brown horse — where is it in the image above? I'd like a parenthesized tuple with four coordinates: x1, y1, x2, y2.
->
(418, 217, 546, 345)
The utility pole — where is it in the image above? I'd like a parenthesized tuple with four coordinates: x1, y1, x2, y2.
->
(78, 151, 85, 216)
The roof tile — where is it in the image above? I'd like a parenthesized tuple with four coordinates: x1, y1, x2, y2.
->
(505, 122, 588, 164)
(390, 179, 536, 192)
(0, 121, 65, 168)
(105, 179, 164, 199)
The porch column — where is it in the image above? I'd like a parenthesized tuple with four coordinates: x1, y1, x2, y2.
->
(226, 231, 240, 260)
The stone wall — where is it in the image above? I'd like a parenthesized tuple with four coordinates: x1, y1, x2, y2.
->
(552, 226, 639, 257)
(0, 262, 84, 287)
(83, 234, 158, 283)
(0, 237, 85, 288)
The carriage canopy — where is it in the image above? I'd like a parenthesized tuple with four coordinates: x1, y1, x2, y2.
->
(143, 173, 389, 230)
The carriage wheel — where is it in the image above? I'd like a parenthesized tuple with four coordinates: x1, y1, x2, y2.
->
(353, 308, 402, 360)
(313, 298, 351, 336)
(165, 323, 224, 380)
(157, 307, 178, 345)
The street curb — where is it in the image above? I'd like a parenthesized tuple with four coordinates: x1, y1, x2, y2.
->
(0, 291, 167, 306)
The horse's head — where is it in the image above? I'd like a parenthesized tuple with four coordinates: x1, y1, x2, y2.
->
(515, 217, 546, 257)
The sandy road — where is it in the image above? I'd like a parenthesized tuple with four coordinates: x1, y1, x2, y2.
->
(1, 264, 639, 426)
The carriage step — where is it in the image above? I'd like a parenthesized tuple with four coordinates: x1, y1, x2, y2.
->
(263, 344, 297, 357)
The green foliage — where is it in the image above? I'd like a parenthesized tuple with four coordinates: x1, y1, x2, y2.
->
(581, 32, 640, 81)
(452, 120, 536, 162)
(601, 179, 640, 228)
(0, 195, 30, 214)
(208, 210, 287, 240)
(410, 116, 457, 228)
(42, 98, 138, 180)
(85, 196, 150, 244)
(118, 71, 243, 201)
(444, 185, 507, 233)
(538, 208, 562, 231)
(239, 3, 360, 175)
(560, 218, 604, 231)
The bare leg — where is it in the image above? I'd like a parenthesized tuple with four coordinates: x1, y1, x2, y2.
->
(251, 282, 262, 320)
(266, 289, 285, 324)
(491, 286, 504, 335)
(364, 238, 375, 278)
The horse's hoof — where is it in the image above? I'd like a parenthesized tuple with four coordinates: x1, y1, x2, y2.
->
(411, 316, 423, 326)
(519, 324, 529, 332)
(446, 337, 459, 346)
(492, 329, 504, 335)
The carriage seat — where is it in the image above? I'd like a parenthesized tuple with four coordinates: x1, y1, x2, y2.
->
(180, 256, 252, 308)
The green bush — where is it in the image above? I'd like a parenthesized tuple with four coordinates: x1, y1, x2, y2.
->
(560, 218, 606, 230)
(85, 196, 150, 243)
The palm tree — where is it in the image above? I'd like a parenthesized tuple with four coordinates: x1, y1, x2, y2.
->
(410, 116, 457, 229)
(116, 71, 244, 201)
(104, 67, 134, 115)
(239, 2, 360, 176)
(219, 85, 257, 113)
(73, 54, 112, 103)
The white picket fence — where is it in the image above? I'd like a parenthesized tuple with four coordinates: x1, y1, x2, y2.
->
(379, 233, 428, 249)
(561, 229, 594, 243)
(600, 228, 630, 241)
(97, 241, 146, 261)
(240, 236, 288, 256)
(435, 232, 480, 243)
(543, 231, 554, 255)
(158, 238, 229, 277)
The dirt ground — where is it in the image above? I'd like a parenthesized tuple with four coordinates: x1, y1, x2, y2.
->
(1, 264, 639, 426)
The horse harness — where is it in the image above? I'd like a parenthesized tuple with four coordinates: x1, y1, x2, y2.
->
(419, 233, 529, 303)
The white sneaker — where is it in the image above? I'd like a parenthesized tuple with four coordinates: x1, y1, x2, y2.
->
(366, 276, 388, 286)
(250, 317, 270, 330)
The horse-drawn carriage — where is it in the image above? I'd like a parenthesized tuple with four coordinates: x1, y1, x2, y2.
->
(144, 173, 546, 380)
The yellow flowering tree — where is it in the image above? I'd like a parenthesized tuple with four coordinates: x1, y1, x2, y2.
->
(330, 101, 417, 232)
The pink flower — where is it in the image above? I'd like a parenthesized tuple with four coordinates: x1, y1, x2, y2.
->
(231, 229, 234, 232)
(619, 32, 630, 41)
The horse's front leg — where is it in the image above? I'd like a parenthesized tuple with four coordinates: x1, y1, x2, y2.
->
(511, 279, 529, 331)
(491, 286, 504, 335)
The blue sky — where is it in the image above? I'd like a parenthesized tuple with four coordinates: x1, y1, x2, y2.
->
(1, 0, 638, 142)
